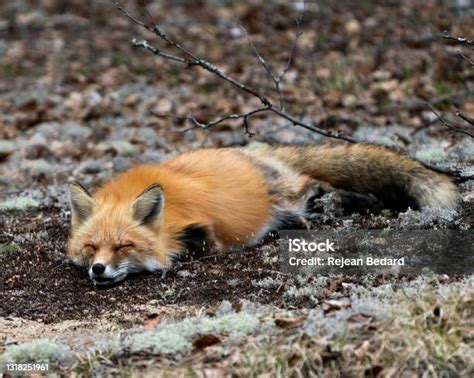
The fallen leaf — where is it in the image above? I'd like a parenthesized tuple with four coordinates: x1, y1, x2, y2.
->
(207, 268, 224, 276)
(193, 334, 221, 350)
(328, 277, 345, 292)
(275, 315, 307, 329)
(287, 353, 301, 367)
(465, 101, 474, 119)
(322, 299, 351, 313)
(143, 313, 161, 329)
(203, 368, 227, 378)
(348, 314, 373, 331)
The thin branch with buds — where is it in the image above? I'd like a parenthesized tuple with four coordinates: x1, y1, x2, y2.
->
(151, 107, 269, 137)
(238, 3, 304, 110)
(443, 31, 474, 65)
(443, 32, 474, 47)
(456, 49, 474, 66)
(113, 0, 355, 142)
(113, 0, 470, 178)
(456, 110, 474, 128)
(427, 104, 474, 138)
(131, 39, 187, 63)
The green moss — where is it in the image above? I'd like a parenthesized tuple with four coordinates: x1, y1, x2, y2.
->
(129, 312, 260, 355)
(434, 81, 452, 96)
(111, 52, 130, 67)
(0, 196, 40, 210)
(0, 62, 15, 75)
(0, 339, 73, 366)
(0, 243, 19, 255)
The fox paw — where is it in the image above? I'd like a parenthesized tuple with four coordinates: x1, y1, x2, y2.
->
(306, 187, 384, 217)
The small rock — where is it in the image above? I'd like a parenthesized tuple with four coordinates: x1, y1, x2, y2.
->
(138, 150, 166, 164)
(96, 140, 136, 156)
(112, 156, 132, 172)
(35, 122, 92, 142)
(78, 159, 103, 174)
(372, 70, 392, 81)
(23, 132, 50, 159)
(87, 90, 103, 106)
(22, 159, 54, 178)
(152, 98, 173, 113)
(345, 19, 361, 35)
(50, 140, 80, 158)
(111, 127, 158, 148)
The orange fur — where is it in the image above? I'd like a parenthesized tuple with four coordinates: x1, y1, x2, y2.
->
(68, 149, 271, 271)
(67, 145, 459, 285)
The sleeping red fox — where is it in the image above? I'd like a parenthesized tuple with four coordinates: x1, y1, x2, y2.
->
(68, 144, 459, 286)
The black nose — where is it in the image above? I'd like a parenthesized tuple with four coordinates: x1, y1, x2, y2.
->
(92, 263, 106, 275)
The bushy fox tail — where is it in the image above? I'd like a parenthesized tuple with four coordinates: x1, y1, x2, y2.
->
(273, 144, 460, 211)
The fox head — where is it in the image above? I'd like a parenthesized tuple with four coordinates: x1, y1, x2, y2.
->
(67, 182, 168, 287)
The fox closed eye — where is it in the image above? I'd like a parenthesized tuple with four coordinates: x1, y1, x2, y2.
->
(115, 244, 135, 252)
(83, 244, 97, 255)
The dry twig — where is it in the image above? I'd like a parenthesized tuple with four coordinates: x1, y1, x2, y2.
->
(457, 110, 474, 127)
(238, 1, 305, 110)
(443, 32, 474, 47)
(443, 31, 474, 66)
(426, 103, 474, 139)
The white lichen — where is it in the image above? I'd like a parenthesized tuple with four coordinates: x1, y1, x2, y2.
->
(0, 339, 73, 366)
(397, 207, 459, 229)
(414, 144, 447, 163)
(176, 269, 194, 278)
(0, 196, 40, 210)
(128, 312, 260, 356)
(252, 277, 282, 289)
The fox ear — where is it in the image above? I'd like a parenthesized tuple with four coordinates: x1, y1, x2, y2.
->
(69, 181, 95, 226)
(133, 184, 164, 227)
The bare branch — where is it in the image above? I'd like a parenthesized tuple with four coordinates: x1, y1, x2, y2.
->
(131, 39, 187, 63)
(143, 0, 157, 26)
(113, 0, 151, 30)
(239, 23, 278, 83)
(269, 106, 357, 143)
(456, 49, 474, 66)
(427, 103, 474, 138)
(279, 1, 306, 82)
(456, 110, 474, 127)
(279, 30, 303, 81)
(239, 2, 305, 110)
(114, 0, 354, 143)
(151, 107, 270, 136)
(130, 37, 271, 106)
(239, 24, 285, 108)
(443, 32, 474, 47)
(114, 0, 468, 178)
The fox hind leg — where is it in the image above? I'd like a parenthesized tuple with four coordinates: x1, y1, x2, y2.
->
(304, 183, 384, 216)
